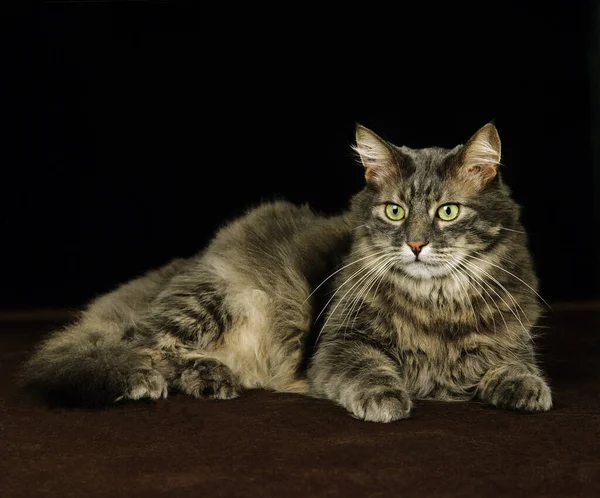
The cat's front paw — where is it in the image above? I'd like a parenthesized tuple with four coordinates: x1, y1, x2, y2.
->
(348, 388, 412, 423)
(479, 368, 552, 412)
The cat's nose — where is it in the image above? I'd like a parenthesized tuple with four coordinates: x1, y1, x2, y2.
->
(407, 241, 428, 256)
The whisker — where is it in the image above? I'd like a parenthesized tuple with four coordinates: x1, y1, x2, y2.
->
(302, 249, 391, 305)
(449, 257, 498, 332)
(316, 256, 395, 345)
(338, 258, 390, 331)
(312, 253, 391, 342)
(335, 257, 394, 329)
(343, 258, 397, 335)
(497, 226, 526, 234)
(470, 252, 551, 310)
(339, 266, 382, 333)
(454, 259, 509, 332)
(463, 257, 529, 324)
(460, 258, 530, 337)
(442, 261, 477, 322)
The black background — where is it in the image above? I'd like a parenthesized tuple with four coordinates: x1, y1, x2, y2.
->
(2, 2, 598, 309)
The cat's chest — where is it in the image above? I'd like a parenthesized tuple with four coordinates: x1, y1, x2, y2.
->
(391, 318, 497, 399)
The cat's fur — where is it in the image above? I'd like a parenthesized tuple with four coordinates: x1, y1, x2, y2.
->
(22, 204, 351, 405)
(21, 123, 551, 421)
(307, 124, 551, 421)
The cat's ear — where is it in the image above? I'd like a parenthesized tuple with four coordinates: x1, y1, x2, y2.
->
(458, 123, 501, 189)
(353, 124, 397, 185)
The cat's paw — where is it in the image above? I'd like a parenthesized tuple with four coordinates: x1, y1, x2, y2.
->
(119, 367, 168, 402)
(178, 358, 240, 400)
(479, 370, 552, 412)
(348, 388, 412, 423)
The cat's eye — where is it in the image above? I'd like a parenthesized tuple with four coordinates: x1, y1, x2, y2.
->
(385, 203, 405, 221)
(437, 204, 460, 221)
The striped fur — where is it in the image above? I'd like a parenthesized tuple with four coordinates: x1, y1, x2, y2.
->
(22, 123, 551, 420)
(21, 203, 352, 405)
(307, 123, 551, 421)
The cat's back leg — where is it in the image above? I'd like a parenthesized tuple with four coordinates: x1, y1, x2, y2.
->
(146, 266, 311, 397)
(145, 202, 350, 398)
(140, 267, 246, 399)
(174, 357, 241, 400)
(21, 259, 189, 405)
(215, 285, 312, 394)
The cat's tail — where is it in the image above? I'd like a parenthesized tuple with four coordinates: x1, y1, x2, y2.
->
(19, 321, 143, 407)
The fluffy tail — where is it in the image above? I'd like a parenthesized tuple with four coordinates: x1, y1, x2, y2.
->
(20, 324, 141, 407)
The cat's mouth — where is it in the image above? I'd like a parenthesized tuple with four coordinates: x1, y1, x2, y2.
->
(401, 260, 450, 279)
(398, 251, 463, 279)
(413, 257, 431, 265)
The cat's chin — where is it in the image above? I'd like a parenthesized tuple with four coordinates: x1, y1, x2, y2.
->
(400, 262, 451, 280)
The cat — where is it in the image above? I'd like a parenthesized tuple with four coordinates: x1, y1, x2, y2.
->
(21, 123, 552, 422)
(22, 204, 352, 405)
(307, 123, 552, 421)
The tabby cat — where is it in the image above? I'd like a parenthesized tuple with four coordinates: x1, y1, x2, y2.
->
(307, 123, 551, 421)
(22, 123, 551, 422)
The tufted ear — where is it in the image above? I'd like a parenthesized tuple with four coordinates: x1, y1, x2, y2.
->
(352, 124, 397, 185)
(458, 123, 501, 190)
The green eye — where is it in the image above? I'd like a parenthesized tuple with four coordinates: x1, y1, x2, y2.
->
(437, 204, 460, 221)
(385, 203, 405, 221)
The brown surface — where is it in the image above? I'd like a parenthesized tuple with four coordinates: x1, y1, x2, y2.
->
(1, 307, 599, 497)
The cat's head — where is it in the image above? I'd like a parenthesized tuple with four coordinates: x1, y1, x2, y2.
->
(351, 123, 520, 280)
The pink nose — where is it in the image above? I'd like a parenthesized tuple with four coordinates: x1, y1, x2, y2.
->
(408, 241, 427, 255)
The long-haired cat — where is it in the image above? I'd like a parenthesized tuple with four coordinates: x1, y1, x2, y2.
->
(21, 123, 551, 421)
(307, 123, 551, 421)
